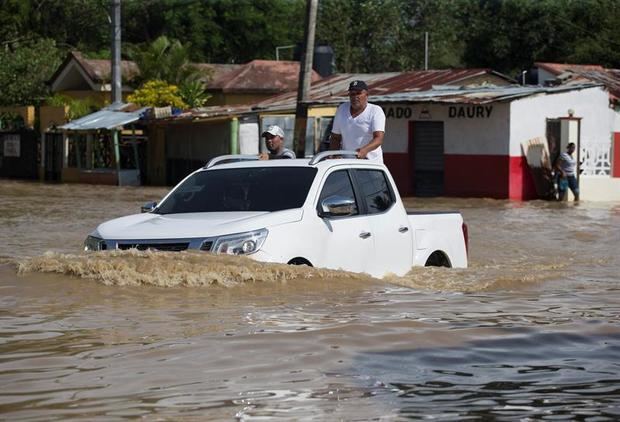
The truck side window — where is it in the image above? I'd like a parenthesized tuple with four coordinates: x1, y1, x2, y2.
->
(354, 169, 394, 214)
(318, 170, 358, 215)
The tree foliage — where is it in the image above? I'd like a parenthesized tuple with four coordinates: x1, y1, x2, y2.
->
(127, 80, 186, 108)
(1, 0, 620, 107)
(0, 38, 62, 106)
(128, 35, 206, 85)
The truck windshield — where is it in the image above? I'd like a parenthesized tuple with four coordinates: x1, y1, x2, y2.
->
(155, 167, 318, 214)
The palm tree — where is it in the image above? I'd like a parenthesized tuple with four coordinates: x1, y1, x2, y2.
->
(128, 36, 211, 107)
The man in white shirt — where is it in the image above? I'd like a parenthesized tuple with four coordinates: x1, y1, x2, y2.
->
(329, 80, 386, 163)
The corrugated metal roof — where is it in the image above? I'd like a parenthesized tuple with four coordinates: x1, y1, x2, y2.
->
(566, 69, 620, 101)
(253, 69, 514, 109)
(179, 82, 604, 121)
(533, 62, 620, 102)
(60, 105, 148, 131)
(367, 83, 603, 104)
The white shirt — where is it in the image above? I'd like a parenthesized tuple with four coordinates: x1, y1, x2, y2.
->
(332, 102, 386, 163)
(558, 152, 576, 176)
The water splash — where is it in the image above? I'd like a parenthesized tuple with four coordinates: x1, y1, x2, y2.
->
(17, 250, 366, 288)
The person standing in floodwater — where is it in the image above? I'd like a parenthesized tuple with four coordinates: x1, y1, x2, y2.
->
(555, 142, 579, 201)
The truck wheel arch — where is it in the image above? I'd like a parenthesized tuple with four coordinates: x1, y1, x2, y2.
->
(288, 257, 313, 267)
(425, 251, 451, 268)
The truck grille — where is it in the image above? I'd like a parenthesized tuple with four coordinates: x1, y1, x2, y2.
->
(117, 242, 190, 252)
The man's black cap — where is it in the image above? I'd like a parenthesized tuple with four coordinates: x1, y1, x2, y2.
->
(348, 80, 368, 91)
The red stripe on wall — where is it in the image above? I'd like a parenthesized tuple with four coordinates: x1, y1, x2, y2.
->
(444, 154, 537, 200)
(510, 156, 538, 200)
(384, 153, 412, 196)
(444, 154, 509, 198)
(614, 132, 620, 178)
(385, 153, 538, 200)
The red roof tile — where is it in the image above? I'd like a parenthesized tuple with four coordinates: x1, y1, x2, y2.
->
(535, 62, 605, 75)
(207, 60, 322, 94)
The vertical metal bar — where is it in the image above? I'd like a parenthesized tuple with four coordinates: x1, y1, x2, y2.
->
(230, 117, 239, 154)
(113, 130, 121, 185)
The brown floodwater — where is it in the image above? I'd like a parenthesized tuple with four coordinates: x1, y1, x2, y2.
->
(1, 179, 619, 420)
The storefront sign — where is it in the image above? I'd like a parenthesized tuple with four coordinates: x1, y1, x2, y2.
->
(448, 105, 493, 119)
(3, 134, 20, 157)
(383, 106, 412, 119)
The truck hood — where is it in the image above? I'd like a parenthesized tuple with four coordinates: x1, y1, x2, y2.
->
(96, 209, 303, 240)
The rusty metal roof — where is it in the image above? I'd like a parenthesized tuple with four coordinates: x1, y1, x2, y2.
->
(564, 69, 620, 102)
(535, 62, 605, 75)
(254, 69, 514, 110)
(534, 62, 620, 102)
(178, 82, 603, 122)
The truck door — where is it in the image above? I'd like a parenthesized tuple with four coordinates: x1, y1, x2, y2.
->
(314, 169, 374, 274)
(352, 169, 413, 277)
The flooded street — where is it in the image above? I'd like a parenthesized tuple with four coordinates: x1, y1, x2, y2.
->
(1, 179, 619, 420)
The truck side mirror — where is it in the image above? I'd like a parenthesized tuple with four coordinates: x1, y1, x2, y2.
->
(319, 195, 357, 217)
(141, 201, 157, 213)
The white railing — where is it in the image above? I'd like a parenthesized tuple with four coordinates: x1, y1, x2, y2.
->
(580, 142, 611, 176)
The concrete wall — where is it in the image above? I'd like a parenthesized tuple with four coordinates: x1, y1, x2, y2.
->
(509, 86, 611, 156)
(612, 108, 620, 132)
(0, 106, 35, 129)
(40, 105, 68, 132)
(580, 176, 620, 201)
(165, 121, 230, 160)
(380, 102, 513, 197)
(381, 102, 510, 155)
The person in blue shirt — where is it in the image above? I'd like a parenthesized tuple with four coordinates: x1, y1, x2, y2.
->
(555, 142, 579, 201)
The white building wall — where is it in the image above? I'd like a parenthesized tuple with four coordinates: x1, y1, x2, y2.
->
(612, 108, 620, 132)
(381, 102, 510, 155)
(509, 87, 611, 157)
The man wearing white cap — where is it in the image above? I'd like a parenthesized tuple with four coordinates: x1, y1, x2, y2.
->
(259, 125, 296, 160)
(329, 80, 385, 163)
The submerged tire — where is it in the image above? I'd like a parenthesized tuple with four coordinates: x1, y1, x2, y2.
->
(425, 251, 451, 268)
(288, 257, 313, 267)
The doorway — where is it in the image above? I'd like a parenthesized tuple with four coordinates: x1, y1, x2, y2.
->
(410, 121, 445, 196)
(44, 132, 63, 181)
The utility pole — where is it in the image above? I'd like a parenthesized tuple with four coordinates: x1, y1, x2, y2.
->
(293, 0, 318, 158)
(111, 0, 122, 105)
(424, 32, 429, 70)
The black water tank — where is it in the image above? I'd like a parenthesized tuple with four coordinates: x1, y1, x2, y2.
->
(313, 45, 335, 77)
(294, 44, 335, 77)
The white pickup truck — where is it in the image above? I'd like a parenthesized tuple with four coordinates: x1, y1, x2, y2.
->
(84, 151, 468, 278)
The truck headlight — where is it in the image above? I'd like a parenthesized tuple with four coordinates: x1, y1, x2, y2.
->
(84, 235, 104, 251)
(212, 229, 268, 255)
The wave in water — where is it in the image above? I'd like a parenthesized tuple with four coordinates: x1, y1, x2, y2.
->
(16, 249, 570, 293)
(17, 250, 366, 287)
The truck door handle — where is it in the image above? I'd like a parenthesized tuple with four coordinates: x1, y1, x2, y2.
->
(359, 231, 372, 239)
(398, 226, 409, 233)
